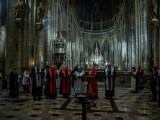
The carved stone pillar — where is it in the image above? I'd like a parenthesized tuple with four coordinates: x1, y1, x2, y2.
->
(150, 0, 159, 66)
(28, 0, 36, 68)
(14, 0, 26, 74)
(36, 0, 44, 31)
(143, 11, 149, 72)
(35, 32, 40, 64)
(152, 27, 159, 66)
(17, 28, 23, 74)
(0, 0, 7, 73)
(23, 0, 30, 68)
(35, 0, 46, 67)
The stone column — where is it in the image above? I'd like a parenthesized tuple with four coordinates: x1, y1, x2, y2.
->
(17, 28, 23, 74)
(150, 0, 159, 66)
(14, 0, 27, 74)
(115, 33, 118, 67)
(23, 0, 30, 69)
(27, 0, 36, 68)
(135, 0, 138, 66)
(137, 0, 141, 65)
(47, 9, 53, 65)
(35, 32, 40, 64)
(143, 7, 149, 71)
(152, 27, 159, 66)
(35, 0, 46, 66)
(38, 30, 45, 68)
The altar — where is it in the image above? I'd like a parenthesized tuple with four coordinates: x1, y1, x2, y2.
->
(89, 42, 103, 67)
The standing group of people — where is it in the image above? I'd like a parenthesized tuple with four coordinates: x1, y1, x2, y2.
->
(72, 63, 117, 101)
(130, 65, 144, 93)
(8, 63, 99, 100)
(9, 63, 62, 100)
(149, 66, 160, 106)
(130, 65, 160, 106)
(8, 63, 117, 101)
(7, 62, 160, 108)
(30, 63, 72, 100)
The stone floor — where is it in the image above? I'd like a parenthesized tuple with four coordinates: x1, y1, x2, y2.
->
(0, 80, 160, 120)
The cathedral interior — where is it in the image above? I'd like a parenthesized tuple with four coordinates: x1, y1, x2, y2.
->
(0, 0, 160, 120)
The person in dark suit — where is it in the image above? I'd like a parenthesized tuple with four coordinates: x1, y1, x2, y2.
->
(30, 63, 43, 100)
(9, 66, 19, 98)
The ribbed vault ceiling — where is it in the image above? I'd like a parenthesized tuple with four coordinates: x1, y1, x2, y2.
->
(69, 0, 124, 22)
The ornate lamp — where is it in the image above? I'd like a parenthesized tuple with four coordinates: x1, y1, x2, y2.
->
(55, 36, 66, 48)
(54, 31, 66, 66)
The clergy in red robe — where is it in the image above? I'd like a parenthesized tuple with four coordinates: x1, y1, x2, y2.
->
(137, 65, 144, 90)
(87, 66, 98, 98)
(61, 66, 71, 98)
(46, 65, 57, 99)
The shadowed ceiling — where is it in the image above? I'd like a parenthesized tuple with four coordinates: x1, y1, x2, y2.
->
(69, 0, 124, 22)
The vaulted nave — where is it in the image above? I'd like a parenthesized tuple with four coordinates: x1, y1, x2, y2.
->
(0, 0, 160, 120)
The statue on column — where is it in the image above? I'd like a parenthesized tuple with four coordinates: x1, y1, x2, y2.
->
(150, 0, 159, 27)
(150, 0, 158, 19)
(36, 2, 44, 23)
(36, 2, 44, 31)
(14, 0, 26, 21)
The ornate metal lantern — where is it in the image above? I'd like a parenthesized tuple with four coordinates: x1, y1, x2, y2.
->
(54, 31, 66, 65)
(55, 36, 66, 48)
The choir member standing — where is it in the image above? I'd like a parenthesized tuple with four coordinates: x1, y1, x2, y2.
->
(87, 66, 98, 98)
(149, 66, 159, 102)
(71, 65, 78, 88)
(46, 65, 57, 99)
(137, 65, 144, 90)
(30, 63, 43, 100)
(74, 66, 85, 95)
(130, 67, 138, 93)
(56, 65, 61, 89)
(22, 67, 31, 93)
(43, 65, 49, 97)
(104, 63, 116, 100)
(9, 67, 19, 98)
(61, 66, 71, 98)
